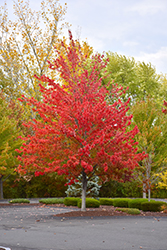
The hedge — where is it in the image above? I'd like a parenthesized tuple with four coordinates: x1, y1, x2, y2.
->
(113, 198, 132, 208)
(39, 198, 64, 204)
(141, 201, 166, 212)
(64, 197, 81, 206)
(128, 198, 148, 210)
(116, 207, 141, 215)
(77, 198, 100, 208)
(99, 198, 114, 206)
(9, 198, 30, 203)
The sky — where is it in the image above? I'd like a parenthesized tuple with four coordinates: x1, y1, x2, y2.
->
(3, 0, 167, 74)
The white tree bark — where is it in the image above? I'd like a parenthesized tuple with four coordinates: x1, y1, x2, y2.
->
(81, 171, 87, 211)
(143, 191, 146, 199)
(148, 188, 151, 202)
(146, 158, 151, 202)
(143, 182, 146, 198)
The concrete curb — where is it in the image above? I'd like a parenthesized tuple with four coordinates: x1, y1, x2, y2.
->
(0, 247, 11, 250)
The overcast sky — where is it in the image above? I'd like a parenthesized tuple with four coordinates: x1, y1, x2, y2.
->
(3, 0, 167, 74)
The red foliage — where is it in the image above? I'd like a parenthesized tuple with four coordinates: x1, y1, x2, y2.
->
(162, 100, 167, 114)
(17, 31, 146, 183)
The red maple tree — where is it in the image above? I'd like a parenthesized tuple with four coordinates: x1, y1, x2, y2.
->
(17, 31, 145, 210)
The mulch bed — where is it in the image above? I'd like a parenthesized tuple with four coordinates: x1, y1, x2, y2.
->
(54, 205, 167, 218)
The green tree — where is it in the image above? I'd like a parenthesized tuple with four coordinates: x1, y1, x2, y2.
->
(158, 74, 167, 105)
(135, 62, 162, 103)
(131, 98, 167, 201)
(0, 94, 23, 199)
(102, 52, 161, 105)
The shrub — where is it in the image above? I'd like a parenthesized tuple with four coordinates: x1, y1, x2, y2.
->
(116, 208, 129, 212)
(116, 207, 141, 215)
(113, 198, 132, 208)
(127, 208, 141, 215)
(9, 198, 30, 203)
(161, 204, 167, 213)
(64, 197, 81, 206)
(99, 179, 142, 198)
(99, 180, 125, 197)
(121, 180, 143, 198)
(99, 198, 114, 206)
(128, 198, 148, 210)
(77, 198, 100, 208)
(141, 201, 166, 212)
(65, 175, 101, 197)
(39, 198, 64, 204)
(3, 173, 67, 199)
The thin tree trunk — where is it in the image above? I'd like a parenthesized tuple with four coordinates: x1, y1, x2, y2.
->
(148, 179, 151, 202)
(143, 191, 146, 199)
(148, 188, 151, 202)
(0, 176, 3, 200)
(146, 156, 151, 202)
(81, 171, 87, 212)
(143, 182, 146, 198)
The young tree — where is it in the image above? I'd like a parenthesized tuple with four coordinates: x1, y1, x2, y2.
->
(156, 99, 167, 192)
(0, 93, 23, 199)
(131, 98, 167, 201)
(17, 32, 145, 211)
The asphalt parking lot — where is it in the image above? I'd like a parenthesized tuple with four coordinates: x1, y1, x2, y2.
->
(0, 204, 167, 250)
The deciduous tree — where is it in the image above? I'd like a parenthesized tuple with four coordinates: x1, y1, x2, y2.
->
(17, 32, 145, 211)
(102, 52, 161, 105)
(131, 98, 167, 201)
(0, 93, 23, 199)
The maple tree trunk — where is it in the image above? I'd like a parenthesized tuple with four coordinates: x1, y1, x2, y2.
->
(148, 188, 151, 202)
(146, 164, 151, 202)
(148, 179, 151, 202)
(0, 176, 3, 200)
(143, 192, 146, 199)
(81, 171, 87, 212)
(143, 183, 146, 198)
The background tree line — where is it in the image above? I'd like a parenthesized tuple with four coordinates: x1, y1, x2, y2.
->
(0, 0, 167, 200)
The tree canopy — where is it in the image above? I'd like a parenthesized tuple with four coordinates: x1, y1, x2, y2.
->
(17, 32, 145, 210)
(131, 98, 167, 200)
(102, 52, 162, 105)
(0, 93, 23, 199)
